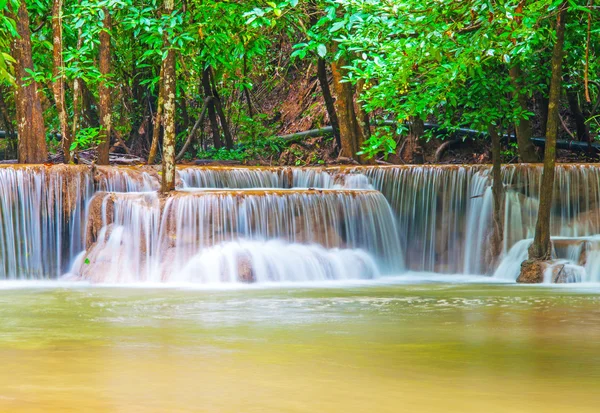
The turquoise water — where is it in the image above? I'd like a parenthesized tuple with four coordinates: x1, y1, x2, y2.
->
(0, 278, 599, 412)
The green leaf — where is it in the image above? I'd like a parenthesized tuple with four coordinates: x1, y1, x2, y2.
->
(317, 44, 327, 58)
(330, 21, 345, 33)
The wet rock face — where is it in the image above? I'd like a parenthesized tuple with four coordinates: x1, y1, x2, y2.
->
(517, 260, 546, 284)
(85, 192, 115, 248)
(517, 259, 584, 284)
(551, 265, 581, 283)
(237, 254, 255, 283)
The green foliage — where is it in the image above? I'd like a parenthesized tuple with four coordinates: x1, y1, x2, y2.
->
(357, 125, 400, 160)
(0, 0, 17, 84)
(1, 0, 599, 163)
(196, 147, 250, 162)
(70, 127, 101, 152)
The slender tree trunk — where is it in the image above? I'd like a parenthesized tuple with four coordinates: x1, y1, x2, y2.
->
(176, 97, 211, 161)
(242, 55, 255, 117)
(80, 81, 99, 127)
(528, 3, 567, 260)
(51, 0, 71, 163)
(402, 117, 425, 164)
(566, 89, 590, 142)
(509, 66, 539, 162)
(148, 63, 164, 165)
(0, 87, 16, 157)
(317, 57, 341, 150)
(539, 94, 549, 135)
(72, 78, 82, 144)
(161, 0, 177, 193)
(489, 126, 505, 269)
(331, 51, 366, 163)
(7, 3, 48, 164)
(202, 67, 222, 149)
(355, 78, 372, 141)
(209, 68, 233, 149)
(97, 7, 112, 165)
(72, 1, 83, 141)
(180, 91, 190, 132)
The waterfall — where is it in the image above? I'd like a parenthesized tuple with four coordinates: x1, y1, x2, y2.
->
(73, 189, 403, 283)
(0, 165, 92, 279)
(95, 166, 160, 192)
(178, 167, 290, 189)
(2, 163, 600, 282)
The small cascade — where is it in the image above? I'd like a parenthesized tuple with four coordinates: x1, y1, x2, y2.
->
(172, 241, 380, 283)
(316, 164, 600, 276)
(178, 167, 290, 189)
(76, 192, 161, 283)
(95, 166, 160, 192)
(345, 165, 488, 273)
(0, 165, 92, 279)
(493, 239, 531, 281)
(494, 237, 598, 282)
(74, 189, 403, 283)
(292, 168, 335, 188)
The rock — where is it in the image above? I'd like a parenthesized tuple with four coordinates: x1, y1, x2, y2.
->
(85, 192, 115, 248)
(517, 259, 547, 284)
(237, 254, 255, 283)
(517, 259, 585, 284)
(550, 262, 584, 283)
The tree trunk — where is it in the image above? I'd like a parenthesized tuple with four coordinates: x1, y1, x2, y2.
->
(72, 77, 82, 144)
(331, 51, 366, 163)
(317, 57, 341, 150)
(202, 67, 222, 149)
(566, 89, 590, 142)
(209, 68, 233, 149)
(0, 87, 16, 157)
(161, 0, 176, 193)
(72, 2, 83, 141)
(509, 66, 539, 162)
(176, 97, 211, 161)
(528, 2, 567, 260)
(51, 0, 71, 163)
(489, 126, 505, 269)
(148, 63, 164, 165)
(97, 7, 112, 165)
(81, 81, 99, 127)
(355, 78, 372, 141)
(401, 118, 424, 164)
(7, 3, 48, 164)
(243, 55, 255, 117)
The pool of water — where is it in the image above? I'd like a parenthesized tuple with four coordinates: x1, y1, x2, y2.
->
(1, 278, 599, 412)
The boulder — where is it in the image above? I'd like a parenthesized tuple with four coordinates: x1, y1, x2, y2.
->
(517, 259, 585, 284)
(237, 254, 255, 283)
(551, 263, 584, 283)
(517, 259, 547, 284)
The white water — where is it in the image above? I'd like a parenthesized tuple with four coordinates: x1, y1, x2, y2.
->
(0, 166, 91, 279)
(3, 164, 600, 283)
(73, 189, 403, 283)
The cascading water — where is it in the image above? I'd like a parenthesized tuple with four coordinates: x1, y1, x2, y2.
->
(178, 167, 291, 189)
(3, 163, 600, 283)
(95, 166, 160, 192)
(0, 165, 92, 279)
(316, 164, 600, 278)
(73, 189, 402, 283)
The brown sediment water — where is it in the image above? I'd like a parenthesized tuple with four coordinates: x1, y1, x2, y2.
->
(0, 282, 599, 412)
